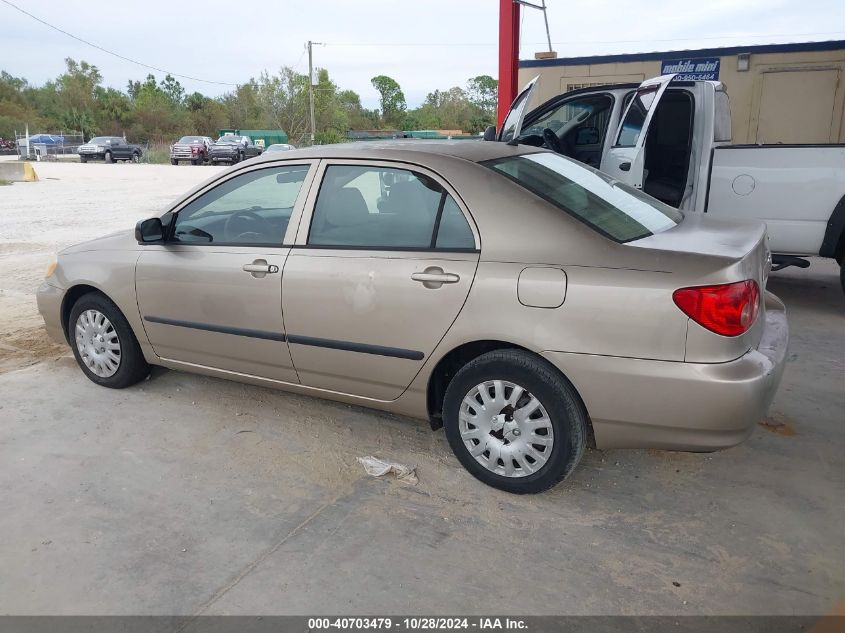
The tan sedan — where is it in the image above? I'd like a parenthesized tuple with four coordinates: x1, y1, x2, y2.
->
(37, 142, 788, 493)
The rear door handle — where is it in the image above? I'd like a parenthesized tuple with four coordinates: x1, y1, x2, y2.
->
(619, 162, 631, 171)
(243, 259, 279, 278)
(412, 267, 460, 288)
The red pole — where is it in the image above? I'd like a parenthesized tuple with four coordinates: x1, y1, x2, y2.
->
(497, 0, 520, 127)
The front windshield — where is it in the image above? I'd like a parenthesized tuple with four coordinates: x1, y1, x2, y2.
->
(89, 137, 112, 144)
(179, 136, 204, 143)
(216, 136, 241, 144)
(483, 152, 682, 243)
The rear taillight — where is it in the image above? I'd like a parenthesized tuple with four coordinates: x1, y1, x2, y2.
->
(673, 280, 760, 337)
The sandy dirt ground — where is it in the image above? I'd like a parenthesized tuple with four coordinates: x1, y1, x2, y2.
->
(0, 160, 224, 372)
(0, 160, 843, 615)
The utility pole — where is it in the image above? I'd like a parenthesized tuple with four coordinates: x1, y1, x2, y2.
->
(307, 40, 324, 145)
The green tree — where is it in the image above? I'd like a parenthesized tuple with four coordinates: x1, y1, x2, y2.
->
(466, 74, 498, 118)
(370, 75, 406, 127)
(221, 80, 265, 129)
(56, 58, 102, 137)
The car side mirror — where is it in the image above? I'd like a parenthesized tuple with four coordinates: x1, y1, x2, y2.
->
(482, 125, 497, 141)
(135, 217, 164, 244)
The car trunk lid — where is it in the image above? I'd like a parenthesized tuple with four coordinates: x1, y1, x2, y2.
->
(628, 213, 771, 360)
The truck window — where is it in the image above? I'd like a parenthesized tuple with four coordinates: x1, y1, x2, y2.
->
(615, 86, 659, 147)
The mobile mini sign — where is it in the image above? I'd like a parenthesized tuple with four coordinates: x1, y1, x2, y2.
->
(660, 57, 721, 80)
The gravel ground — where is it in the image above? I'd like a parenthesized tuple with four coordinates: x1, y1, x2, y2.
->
(0, 160, 843, 616)
(0, 160, 224, 372)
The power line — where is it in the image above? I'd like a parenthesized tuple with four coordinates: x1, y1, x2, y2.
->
(0, 0, 238, 86)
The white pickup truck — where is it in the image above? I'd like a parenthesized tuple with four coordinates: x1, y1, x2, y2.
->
(493, 74, 845, 292)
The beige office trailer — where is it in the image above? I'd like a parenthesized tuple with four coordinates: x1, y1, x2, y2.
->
(518, 40, 845, 144)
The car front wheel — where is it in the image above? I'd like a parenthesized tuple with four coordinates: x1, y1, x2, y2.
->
(104, 150, 113, 164)
(443, 349, 587, 494)
(69, 292, 149, 388)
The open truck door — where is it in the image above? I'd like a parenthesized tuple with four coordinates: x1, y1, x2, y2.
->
(600, 74, 676, 187)
(497, 76, 540, 142)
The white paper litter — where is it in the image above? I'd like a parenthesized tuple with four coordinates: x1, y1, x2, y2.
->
(357, 456, 418, 484)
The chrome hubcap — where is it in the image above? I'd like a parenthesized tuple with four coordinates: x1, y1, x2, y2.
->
(459, 380, 554, 478)
(75, 309, 121, 377)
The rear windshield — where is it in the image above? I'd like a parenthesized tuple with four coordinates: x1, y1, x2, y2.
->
(482, 152, 682, 243)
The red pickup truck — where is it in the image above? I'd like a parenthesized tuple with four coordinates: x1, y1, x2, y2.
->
(169, 136, 213, 165)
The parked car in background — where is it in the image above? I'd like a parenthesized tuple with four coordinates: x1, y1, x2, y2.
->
(170, 136, 213, 165)
(77, 136, 142, 163)
(265, 143, 297, 153)
(209, 135, 263, 164)
(37, 142, 788, 494)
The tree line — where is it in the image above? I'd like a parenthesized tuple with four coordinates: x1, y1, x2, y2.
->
(0, 58, 498, 144)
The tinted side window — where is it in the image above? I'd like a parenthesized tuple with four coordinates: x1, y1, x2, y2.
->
(436, 196, 474, 249)
(310, 165, 460, 249)
(172, 165, 309, 245)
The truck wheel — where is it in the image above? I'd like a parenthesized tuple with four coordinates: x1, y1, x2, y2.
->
(191, 158, 200, 166)
(231, 153, 240, 164)
(170, 159, 178, 166)
(131, 152, 140, 163)
(80, 157, 87, 163)
(104, 151, 113, 164)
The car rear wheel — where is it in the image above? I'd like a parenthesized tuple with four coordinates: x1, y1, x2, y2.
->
(69, 292, 149, 389)
(80, 156, 87, 163)
(104, 150, 113, 164)
(443, 349, 587, 494)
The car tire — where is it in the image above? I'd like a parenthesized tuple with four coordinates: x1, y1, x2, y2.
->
(104, 150, 113, 164)
(443, 349, 587, 494)
(132, 152, 141, 163)
(170, 159, 178, 166)
(231, 153, 240, 164)
(191, 158, 200, 166)
(80, 157, 87, 163)
(68, 292, 150, 389)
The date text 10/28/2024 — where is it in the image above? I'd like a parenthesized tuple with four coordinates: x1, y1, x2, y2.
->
(307, 618, 528, 630)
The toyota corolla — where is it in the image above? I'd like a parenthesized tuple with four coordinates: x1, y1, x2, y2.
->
(37, 142, 788, 493)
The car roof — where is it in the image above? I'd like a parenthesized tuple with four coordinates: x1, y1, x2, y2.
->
(249, 140, 546, 166)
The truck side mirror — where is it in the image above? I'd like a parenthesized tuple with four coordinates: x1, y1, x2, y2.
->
(482, 126, 497, 142)
(135, 217, 164, 244)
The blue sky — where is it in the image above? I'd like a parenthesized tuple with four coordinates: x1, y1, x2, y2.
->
(1, 0, 844, 108)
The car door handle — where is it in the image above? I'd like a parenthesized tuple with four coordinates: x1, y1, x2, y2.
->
(243, 260, 279, 278)
(411, 267, 460, 288)
(619, 162, 631, 171)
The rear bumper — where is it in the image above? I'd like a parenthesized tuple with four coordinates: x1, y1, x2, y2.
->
(542, 292, 789, 451)
(36, 281, 67, 346)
